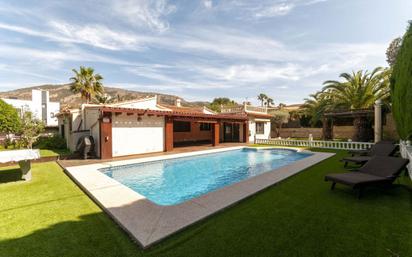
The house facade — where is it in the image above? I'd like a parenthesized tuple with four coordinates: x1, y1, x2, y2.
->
(1, 89, 60, 127)
(220, 103, 272, 142)
(57, 96, 248, 159)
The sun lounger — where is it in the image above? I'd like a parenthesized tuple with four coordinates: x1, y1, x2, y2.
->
(342, 143, 398, 167)
(325, 156, 409, 198)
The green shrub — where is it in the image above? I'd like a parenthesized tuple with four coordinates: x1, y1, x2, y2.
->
(34, 134, 67, 149)
(391, 21, 412, 140)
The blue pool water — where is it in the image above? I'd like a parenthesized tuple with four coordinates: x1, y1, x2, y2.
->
(100, 148, 311, 206)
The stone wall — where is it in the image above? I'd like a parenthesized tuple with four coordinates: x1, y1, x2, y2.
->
(273, 113, 400, 141)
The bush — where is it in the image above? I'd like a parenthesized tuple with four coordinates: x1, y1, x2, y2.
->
(34, 134, 67, 150)
(391, 21, 412, 140)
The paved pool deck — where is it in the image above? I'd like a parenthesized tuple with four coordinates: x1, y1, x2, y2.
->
(63, 146, 335, 248)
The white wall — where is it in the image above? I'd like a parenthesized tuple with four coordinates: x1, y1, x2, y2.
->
(112, 114, 165, 157)
(47, 102, 60, 126)
(248, 117, 271, 142)
(1, 90, 60, 127)
(113, 97, 164, 110)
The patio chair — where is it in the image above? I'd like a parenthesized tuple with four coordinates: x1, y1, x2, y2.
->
(325, 156, 409, 198)
(342, 143, 398, 167)
(347, 140, 397, 156)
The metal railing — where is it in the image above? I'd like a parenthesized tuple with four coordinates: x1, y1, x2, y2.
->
(255, 138, 374, 150)
(399, 141, 412, 179)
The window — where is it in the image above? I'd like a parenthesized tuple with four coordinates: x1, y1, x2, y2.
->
(256, 122, 265, 135)
(200, 123, 211, 131)
(174, 121, 191, 132)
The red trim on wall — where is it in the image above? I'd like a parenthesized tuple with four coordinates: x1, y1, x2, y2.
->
(165, 116, 174, 152)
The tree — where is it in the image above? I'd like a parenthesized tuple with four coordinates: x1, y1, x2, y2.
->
(391, 21, 412, 140)
(208, 97, 238, 112)
(266, 97, 275, 107)
(19, 112, 45, 149)
(270, 110, 290, 137)
(0, 99, 21, 134)
(386, 37, 403, 67)
(322, 67, 391, 141)
(93, 93, 113, 104)
(70, 66, 104, 103)
(301, 92, 333, 139)
(257, 93, 268, 106)
(301, 92, 332, 127)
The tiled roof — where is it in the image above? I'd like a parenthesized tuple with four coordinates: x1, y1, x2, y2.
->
(99, 106, 247, 121)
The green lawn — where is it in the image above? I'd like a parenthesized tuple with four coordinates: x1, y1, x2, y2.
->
(0, 150, 411, 257)
(0, 145, 70, 157)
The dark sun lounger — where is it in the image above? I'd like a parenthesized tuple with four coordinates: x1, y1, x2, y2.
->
(325, 156, 409, 198)
(342, 143, 398, 167)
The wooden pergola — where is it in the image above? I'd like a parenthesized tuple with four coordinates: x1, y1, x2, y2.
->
(322, 108, 374, 140)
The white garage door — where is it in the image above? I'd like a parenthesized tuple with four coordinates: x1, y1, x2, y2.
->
(112, 114, 164, 157)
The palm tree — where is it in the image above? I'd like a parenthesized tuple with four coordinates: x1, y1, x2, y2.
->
(302, 92, 329, 125)
(93, 93, 113, 104)
(266, 97, 275, 107)
(322, 67, 391, 141)
(257, 93, 268, 106)
(301, 92, 334, 139)
(70, 66, 104, 104)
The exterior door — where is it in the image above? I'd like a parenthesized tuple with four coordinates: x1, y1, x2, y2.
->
(100, 113, 112, 159)
(233, 124, 240, 142)
(224, 123, 240, 142)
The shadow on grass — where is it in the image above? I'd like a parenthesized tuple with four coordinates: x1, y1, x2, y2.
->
(0, 168, 23, 184)
(0, 212, 141, 257)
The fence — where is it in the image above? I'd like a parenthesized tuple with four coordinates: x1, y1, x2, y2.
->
(255, 138, 374, 150)
(399, 141, 412, 179)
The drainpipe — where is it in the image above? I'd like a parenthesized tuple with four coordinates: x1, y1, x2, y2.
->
(374, 99, 382, 143)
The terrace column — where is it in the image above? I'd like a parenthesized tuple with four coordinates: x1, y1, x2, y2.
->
(374, 99, 383, 143)
(212, 122, 220, 146)
(165, 116, 174, 151)
(243, 121, 249, 143)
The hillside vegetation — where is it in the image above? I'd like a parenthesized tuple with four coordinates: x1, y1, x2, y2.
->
(0, 84, 208, 108)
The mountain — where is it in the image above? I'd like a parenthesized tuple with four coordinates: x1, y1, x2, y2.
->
(0, 84, 209, 109)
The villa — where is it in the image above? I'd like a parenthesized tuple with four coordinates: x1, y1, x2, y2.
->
(1, 89, 60, 127)
(56, 97, 273, 159)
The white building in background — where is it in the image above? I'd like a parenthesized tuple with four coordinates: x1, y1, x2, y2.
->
(220, 103, 272, 142)
(1, 89, 60, 127)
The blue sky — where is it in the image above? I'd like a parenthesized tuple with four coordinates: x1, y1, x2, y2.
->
(0, 0, 410, 104)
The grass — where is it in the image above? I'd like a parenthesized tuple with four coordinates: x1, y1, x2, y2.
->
(0, 145, 70, 157)
(0, 150, 411, 257)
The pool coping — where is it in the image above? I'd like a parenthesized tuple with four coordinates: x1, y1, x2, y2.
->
(64, 146, 334, 248)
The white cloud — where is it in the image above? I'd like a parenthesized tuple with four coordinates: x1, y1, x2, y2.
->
(48, 21, 147, 51)
(112, 0, 176, 32)
(255, 3, 295, 17)
(203, 0, 213, 9)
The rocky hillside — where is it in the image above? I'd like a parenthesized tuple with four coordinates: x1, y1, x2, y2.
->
(0, 84, 209, 109)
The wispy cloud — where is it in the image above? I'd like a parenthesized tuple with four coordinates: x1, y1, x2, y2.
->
(111, 0, 176, 32)
(255, 3, 295, 18)
(203, 0, 213, 9)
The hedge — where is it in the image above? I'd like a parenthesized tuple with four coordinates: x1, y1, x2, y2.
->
(391, 22, 412, 140)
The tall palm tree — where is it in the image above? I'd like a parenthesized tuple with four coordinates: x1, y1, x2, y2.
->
(301, 92, 332, 127)
(257, 93, 268, 106)
(301, 92, 334, 139)
(322, 67, 391, 141)
(70, 66, 104, 104)
(266, 97, 275, 107)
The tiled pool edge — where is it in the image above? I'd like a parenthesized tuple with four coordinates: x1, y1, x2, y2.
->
(64, 147, 335, 248)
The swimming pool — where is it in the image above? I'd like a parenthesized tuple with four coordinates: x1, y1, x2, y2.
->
(99, 148, 312, 206)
